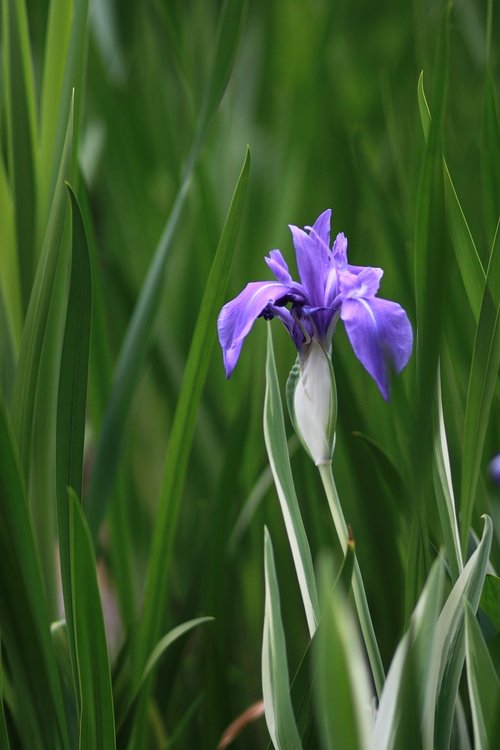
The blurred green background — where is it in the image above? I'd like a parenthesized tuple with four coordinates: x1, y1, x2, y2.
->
(15, 0, 500, 746)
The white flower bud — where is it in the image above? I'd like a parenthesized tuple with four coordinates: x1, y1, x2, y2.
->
(287, 340, 337, 465)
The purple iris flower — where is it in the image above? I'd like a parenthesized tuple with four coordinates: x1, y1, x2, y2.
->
(217, 209, 413, 400)
(489, 454, 500, 485)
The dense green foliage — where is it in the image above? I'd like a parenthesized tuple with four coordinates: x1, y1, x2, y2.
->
(0, 0, 499, 747)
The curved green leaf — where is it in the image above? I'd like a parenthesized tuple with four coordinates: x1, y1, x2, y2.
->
(424, 515, 493, 750)
(264, 328, 319, 636)
(132, 148, 250, 676)
(460, 222, 500, 549)
(68, 489, 115, 750)
(0, 394, 68, 748)
(465, 603, 500, 748)
(262, 528, 302, 750)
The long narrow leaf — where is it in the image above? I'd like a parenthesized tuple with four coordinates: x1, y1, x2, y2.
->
(264, 328, 319, 636)
(0, 394, 68, 748)
(68, 489, 116, 749)
(417, 72, 485, 322)
(432, 372, 463, 581)
(86, 0, 247, 536)
(2, 0, 38, 311)
(115, 617, 212, 747)
(464, 603, 500, 748)
(262, 528, 302, 750)
(56, 184, 93, 703)
(373, 561, 444, 750)
(132, 148, 250, 676)
(423, 515, 493, 749)
(0, 641, 11, 750)
(38, 0, 89, 237)
(314, 555, 372, 750)
(460, 222, 500, 549)
(11, 102, 74, 472)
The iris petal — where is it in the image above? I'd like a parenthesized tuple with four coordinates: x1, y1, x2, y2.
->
(289, 224, 328, 306)
(265, 249, 293, 284)
(340, 297, 413, 400)
(217, 281, 300, 377)
(310, 209, 331, 248)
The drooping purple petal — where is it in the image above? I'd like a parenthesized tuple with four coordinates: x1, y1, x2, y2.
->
(217, 281, 300, 377)
(289, 224, 328, 306)
(267, 304, 305, 350)
(340, 297, 413, 400)
(265, 249, 293, 284)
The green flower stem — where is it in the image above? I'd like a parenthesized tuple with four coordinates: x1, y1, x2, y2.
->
(318, 461, 385, 697)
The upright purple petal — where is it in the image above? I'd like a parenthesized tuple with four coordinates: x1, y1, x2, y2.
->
(265, 249, 293, 284)
(309, 209, 332, 248)
(332, 233, 348, 269)
(289, 224, 327, 306)
(217, 281, 298, 377)
(340, 297, 413, 399)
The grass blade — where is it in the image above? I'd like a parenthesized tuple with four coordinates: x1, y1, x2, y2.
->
(56, 184, 93, 702)
(2, 0, 38, 311)
(373, 561, 444, 750)
(264, 328, 319, 636)
(460, 222, 500, 549)
(0, 641, 11, 750)
(417, 72, 485, 322)
(314, 555, 372, 750)
(464, 603, 500, 748)
(432, 372, 463, 581)
(262, 528, 302, 750)
(0, 393, 68, 748)
(68, 489, 116, 749)
(424, 515, 493, 750)
(115, 617, 213, 747)
(132, 148, 250, 675)
(11, 101, 74, 472)
(86, 0, 247, 536)
(481, 71, 500, 248)
(38, 0, 89, 236)
(0, 153, 21, 347)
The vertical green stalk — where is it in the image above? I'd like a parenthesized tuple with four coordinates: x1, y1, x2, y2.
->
(318, 462, 385, 697)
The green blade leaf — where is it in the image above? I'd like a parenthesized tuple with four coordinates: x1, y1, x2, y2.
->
(38, 0, 89, 237)
(132, 148, 250, 677)
(262, 528, 302, 750)
(264, 328, 319, 636)
(424, 515, 493, 750)
(480, 574, 500, 631)
(11, 101, 74, 473)
(373, 561, 444, 750)
(432, 372, 463, 581)
(417, 71, 485, 323)
(56, 184, 93, 705)
(0, 394, 68, 748)
(0, 152, 21, 347)
(0, 641, 11, 750)
(2, 0, 38, 311)
(57, 184, 93, 507)
(481, 72, 500, 248)
(197, 0, 247, 144)
(465, 603, 500, 748)
(85, 1, 247, 537)
(413, 6, 449, 473)
(68, 489, 116, 750)
(115, 617, 213, 747)
(314, 555, 372, 750)
(460, 222, 500, 549)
